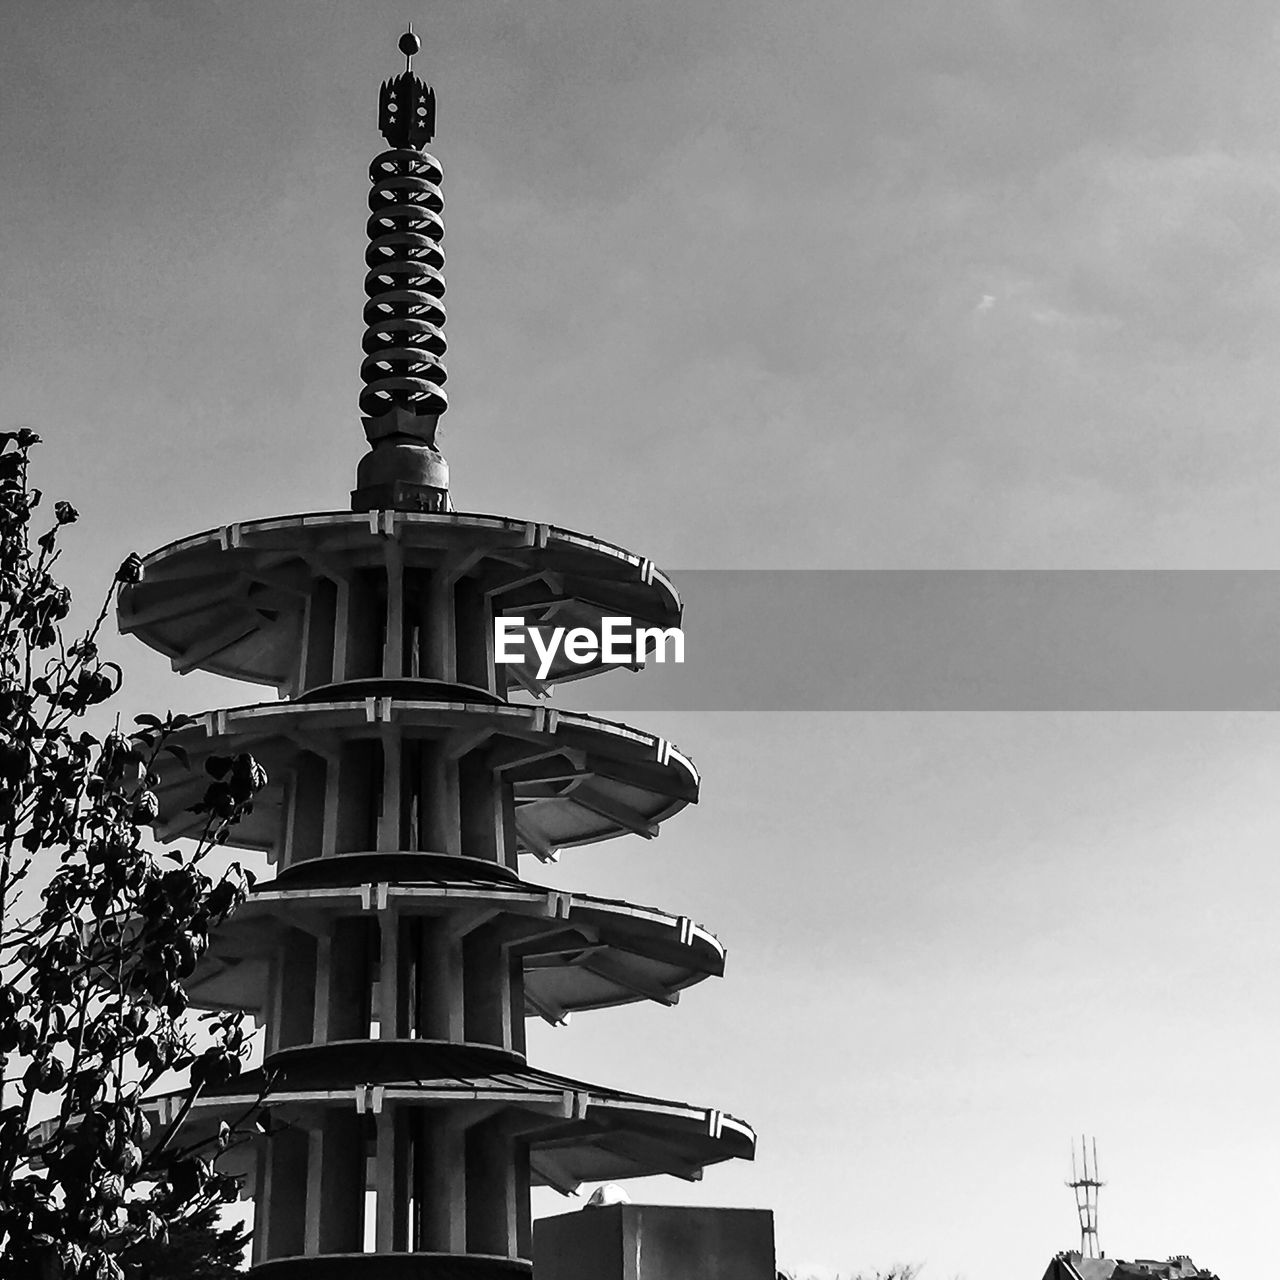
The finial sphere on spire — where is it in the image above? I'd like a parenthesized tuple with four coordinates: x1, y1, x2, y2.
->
(399, 29, 421, 58)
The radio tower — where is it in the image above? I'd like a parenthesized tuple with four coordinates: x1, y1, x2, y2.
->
(1068, 1135, 1104, 1258)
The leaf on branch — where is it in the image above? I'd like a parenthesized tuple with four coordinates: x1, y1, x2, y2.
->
(132, 791, 160, 824)
(204, 755, 232, 780)
(115, 552, 144, 584)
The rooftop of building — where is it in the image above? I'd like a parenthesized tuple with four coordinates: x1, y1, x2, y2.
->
(1042, 1253, 1220, 1280)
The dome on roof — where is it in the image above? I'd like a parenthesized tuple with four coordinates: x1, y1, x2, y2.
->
(585, 1183, 632, 1209)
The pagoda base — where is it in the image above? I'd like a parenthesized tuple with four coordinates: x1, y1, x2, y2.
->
(251, 1253, 531, 1279)
(351, 480, 451, 513)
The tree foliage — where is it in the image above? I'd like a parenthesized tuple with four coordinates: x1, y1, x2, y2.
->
(0, 431, 265, 1279)
(778, 1267, 923, 1280)
(119, 1202, 248, 1278)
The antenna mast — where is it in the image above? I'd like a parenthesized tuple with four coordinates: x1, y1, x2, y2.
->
(1067, 1135, 1104, 1257)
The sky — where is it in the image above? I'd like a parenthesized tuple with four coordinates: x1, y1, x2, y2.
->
(4, 0, 1280, 1275)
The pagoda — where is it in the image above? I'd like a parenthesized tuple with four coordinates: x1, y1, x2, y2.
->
(117, 30, 754, 1278)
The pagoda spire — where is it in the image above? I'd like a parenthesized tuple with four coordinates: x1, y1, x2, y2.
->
(353, 28, 451, 513)
(379, 25, 436, 148)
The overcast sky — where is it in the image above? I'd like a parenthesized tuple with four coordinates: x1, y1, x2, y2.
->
(5, 1, 1280, 1276)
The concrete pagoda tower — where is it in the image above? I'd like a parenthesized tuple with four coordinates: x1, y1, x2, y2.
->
(116, 29, 755, 1279)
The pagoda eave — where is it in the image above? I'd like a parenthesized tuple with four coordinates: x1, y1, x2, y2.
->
(160, 1071, 755, 1188)
(149, 699, 697, 858)
(184, 874, 724, 1020)
(118, 509, 681, 692)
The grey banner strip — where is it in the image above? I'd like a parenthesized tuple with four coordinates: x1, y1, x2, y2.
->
(537, 571, 1280, 711)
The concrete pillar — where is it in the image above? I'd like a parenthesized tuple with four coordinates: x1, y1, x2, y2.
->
(374, 1105, 407, 1251)
(508, 950, 527, 1059)
(401, 568, 424, 680)
(389, 1104, 413, 1251)
(400, 739, 422, 851)
(418, 1109, 467, 1252)
(418, 741, 459, 855)
(300, 578, 338, 692)
(310, 1110, 366, 1253)
(316, 918, 373, 1042)
(288, 752, 327, 867)
(419, 570, 456, 683)
(464, 923, 513, 1053)
(412, 917, 463, 1041)
(383, 547, 404, 678)
(261, 1124, 309, 1260)
(454, 577, 494, 690)
(334, 739, 380, 855)
(395, 915, 415, 1040)
(458, 752, 502, 863)
(466, 1119, 518, 1258)
(377, 908, 401, 1039)
(271, 930, 319, 1051)
(276, 768, 296, 872)
(378, 731, 402, 852)
(251, 1141, 270, 1266)
(337, 569, 384, 681)
(500, 781, 520, 871)
(514, 1139, 532, 1261)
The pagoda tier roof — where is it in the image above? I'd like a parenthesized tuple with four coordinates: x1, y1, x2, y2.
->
(151, 698, 697, 859)
(118, 509, 681, 692)
(148, 1042, 755, 1195)
(184, 860, 726, 1023)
